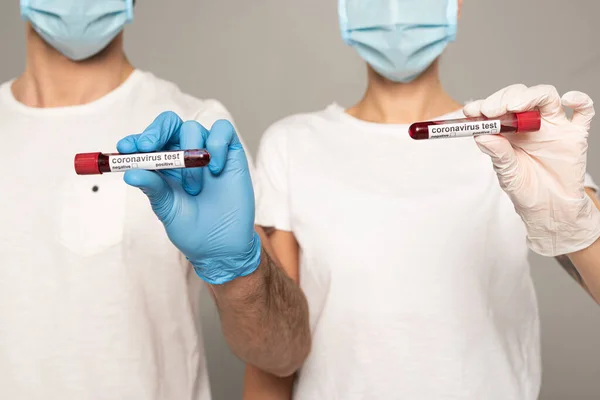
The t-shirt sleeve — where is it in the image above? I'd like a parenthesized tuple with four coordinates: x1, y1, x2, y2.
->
(584, 172, 599, 193)
(254, 123, 292, 231)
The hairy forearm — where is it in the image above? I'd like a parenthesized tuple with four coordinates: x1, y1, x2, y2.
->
(209, 249, 311, 377)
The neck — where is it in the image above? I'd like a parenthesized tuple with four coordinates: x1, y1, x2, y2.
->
(347, 61, 462, 124)
(11, 26, 134, 108)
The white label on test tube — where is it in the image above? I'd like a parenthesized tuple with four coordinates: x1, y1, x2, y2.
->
(428, 120, 501, 139)
(108, 150, 186, 172)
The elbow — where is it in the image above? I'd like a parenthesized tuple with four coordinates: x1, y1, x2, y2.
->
(268, 336, 312, 378)
(227, 326, 312, 378)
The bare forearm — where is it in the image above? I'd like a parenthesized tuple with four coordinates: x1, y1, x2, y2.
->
(243, 364, 295, 400)
(557, 188, 600, 303)
(567, 238, 600, 303)
(210, 248, 311, 377)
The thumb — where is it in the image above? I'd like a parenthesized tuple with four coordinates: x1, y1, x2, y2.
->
(561, 91, 595, 131)
(206, 120, 242, 175)
(124, 170, 174, 223)
(475, 135, 520, 184)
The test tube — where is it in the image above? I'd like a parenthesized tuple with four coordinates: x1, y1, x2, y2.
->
(74, 149, 210, 175)
(408, 111, 541, 140)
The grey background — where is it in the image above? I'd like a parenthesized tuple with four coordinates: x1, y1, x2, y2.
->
(1, 0, 599, 399)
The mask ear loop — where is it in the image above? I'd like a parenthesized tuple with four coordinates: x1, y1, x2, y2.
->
(338, 0, 352, 45)
(446, 0, 459, 41)
(125, 0, 135, 23)
(20, 0, 31, 20)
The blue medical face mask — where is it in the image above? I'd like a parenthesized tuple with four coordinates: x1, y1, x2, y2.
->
(20, 0, 134, 61)
(339, 0, 458, 83)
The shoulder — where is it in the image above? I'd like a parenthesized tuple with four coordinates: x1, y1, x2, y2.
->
(260, 106, 340, 150)
(132, 70, 233, 125)
(0, 79, 12, 93)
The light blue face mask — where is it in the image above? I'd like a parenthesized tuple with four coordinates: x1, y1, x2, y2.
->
(21, 0, 134, 61)
(339, 0, 458, 83)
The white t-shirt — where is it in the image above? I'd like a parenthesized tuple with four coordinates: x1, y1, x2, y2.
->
(0, 70, 248, 400)
(254, 104, 597, 400)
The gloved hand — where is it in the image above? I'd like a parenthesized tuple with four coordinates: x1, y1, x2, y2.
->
(464, 84, 600, 257)
(116, 111, 261, 284)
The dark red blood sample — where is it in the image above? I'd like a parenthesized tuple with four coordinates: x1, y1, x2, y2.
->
(408, 111, 540, 140)
(74, 149, 211, 175)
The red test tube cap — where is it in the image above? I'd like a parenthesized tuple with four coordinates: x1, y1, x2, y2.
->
(74, 152, 102, 175)
(516, 111, 541, 133)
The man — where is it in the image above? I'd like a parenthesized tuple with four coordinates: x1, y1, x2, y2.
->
(0, 1, 310, 399)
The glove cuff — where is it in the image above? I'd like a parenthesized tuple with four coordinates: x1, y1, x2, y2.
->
(526, 197, 600, 257)
(189, 233, 262, 285)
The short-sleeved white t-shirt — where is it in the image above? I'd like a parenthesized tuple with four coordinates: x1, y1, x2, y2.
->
(0, 70, 250, 400)
(254, 104, 597, 400)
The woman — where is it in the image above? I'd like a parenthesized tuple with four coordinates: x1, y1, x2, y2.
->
(244, 0, 600, 398)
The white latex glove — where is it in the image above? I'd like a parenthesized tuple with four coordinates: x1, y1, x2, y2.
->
(464, 84, 600, 257)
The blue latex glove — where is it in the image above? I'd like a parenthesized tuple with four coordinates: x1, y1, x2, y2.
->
(116, 111, 261, 284)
